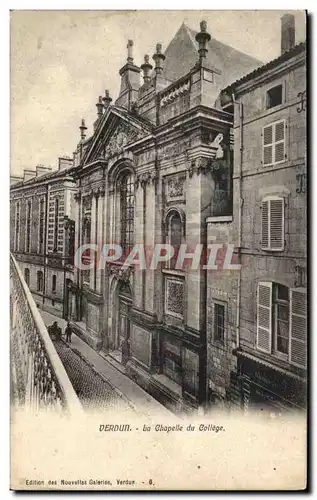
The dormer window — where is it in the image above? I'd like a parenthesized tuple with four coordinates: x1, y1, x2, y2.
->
(266, 84, 283, 109)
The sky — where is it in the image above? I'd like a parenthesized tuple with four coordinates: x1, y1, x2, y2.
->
(10, 10, 306, 176)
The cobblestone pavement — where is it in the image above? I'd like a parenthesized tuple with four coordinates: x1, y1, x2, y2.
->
(53, 339, 131, 412)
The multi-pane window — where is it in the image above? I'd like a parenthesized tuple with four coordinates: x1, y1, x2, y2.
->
(120, 173, 134, 256)
(37, 271, 44, 292)
(273, 284, 289, 355)
(53, 198, 59, 251)
(39, 198, 45, 254)
(214, 303, 225, 342)
(261, 196, 284, 251)
(262, 120, 286, 166)
(257, 281, 307, 368)
(15, 201, 20, 251)
(266, 84, 283, 109)
(26, 200, 32, 253)
(24, 268, 30, 287)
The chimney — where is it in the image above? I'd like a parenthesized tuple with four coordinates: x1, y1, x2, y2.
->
(96, 96, 104, 119)
(281, 14, 295, 54)
(103, 89, 112, 110)
(115, 40, 141, 111)
(10, 175, 23, 185)
(36, 165, 52, 177)
(79, 119, 87, 141)
(58, 157, 73, 171)
(195, 20, 211, 61)
(23, 169, 36, 182)
(152, 43, 165, 75)
(141, 54, 153, 84)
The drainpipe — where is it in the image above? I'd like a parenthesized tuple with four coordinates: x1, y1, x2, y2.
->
(231, 91, 243, 349)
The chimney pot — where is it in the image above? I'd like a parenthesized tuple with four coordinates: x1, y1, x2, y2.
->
(281, 14, 295, 54)
(102, 89, 112, 109)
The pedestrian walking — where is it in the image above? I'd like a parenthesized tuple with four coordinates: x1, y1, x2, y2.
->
(65, 321, 72, 343)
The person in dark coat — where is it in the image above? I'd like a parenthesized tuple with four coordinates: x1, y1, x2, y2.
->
(65, 321, 72, 343)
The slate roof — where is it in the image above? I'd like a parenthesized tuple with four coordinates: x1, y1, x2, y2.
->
(222, 41, 306, 91)
(162, 23, 263, 89)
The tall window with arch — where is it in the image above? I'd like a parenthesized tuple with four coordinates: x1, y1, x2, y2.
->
(119, 172, 134, 256)
(165, 210, 183, 269)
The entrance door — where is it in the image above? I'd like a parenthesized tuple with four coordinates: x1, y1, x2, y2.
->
(119, 302, 131, 364)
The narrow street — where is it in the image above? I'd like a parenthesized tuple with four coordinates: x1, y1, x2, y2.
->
(40, 310, 171, 417)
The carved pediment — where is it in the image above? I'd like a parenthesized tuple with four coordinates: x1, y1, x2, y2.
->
(102, 121, 145, 160)
(84, 109, 150, 166)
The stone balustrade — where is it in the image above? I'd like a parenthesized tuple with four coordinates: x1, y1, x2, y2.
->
(10, 253, 82, 414)
(160, 79, 190, 107)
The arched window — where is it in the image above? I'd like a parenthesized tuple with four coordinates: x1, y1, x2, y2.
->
(37, 271, 44, 292)
(24, 268, 30, 286)
(165, 210, 183, 269)
(120, 172, 134, 255)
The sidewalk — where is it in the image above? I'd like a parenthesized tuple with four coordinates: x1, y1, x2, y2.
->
(40, 310, 172, 418)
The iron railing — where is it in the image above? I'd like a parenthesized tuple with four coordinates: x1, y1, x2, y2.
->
(10, 253, 82, 414)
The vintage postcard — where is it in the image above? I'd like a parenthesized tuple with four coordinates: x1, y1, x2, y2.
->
(10, 9, 307, 491)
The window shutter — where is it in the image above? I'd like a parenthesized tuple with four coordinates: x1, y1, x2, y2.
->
(269, 198, 284, 250)
(263, 125, 273, 166)
(289, 288, 307, 368)
(256, 282, 272, 353)
(274, 121, 285, 163)
(261, 200, 269, 249)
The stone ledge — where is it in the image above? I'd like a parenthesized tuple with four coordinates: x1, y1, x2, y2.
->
(206, 215, 233, 223)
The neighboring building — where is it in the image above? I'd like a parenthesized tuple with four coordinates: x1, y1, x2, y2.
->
(209, 14, 307, 412)
(68, 20, 261, 413)
(10, 158, 77, 318)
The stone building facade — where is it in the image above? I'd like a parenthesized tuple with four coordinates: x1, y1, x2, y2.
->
(10, 16, 307, 415)
(208, 14, 307, 412)
(68, 21, 261, 412)
(10, 158, 77, 318)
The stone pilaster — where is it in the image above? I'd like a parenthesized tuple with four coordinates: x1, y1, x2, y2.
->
(185, 156, 216, 332)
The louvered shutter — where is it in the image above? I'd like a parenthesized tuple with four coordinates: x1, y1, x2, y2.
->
(269, 198, 284, 250)
(256, 282, 272, 353)
(274, 121, 285, 163)
(261, 200, 269, 249)
(263, 125, 273, 166)
(289, 288, 307, 368)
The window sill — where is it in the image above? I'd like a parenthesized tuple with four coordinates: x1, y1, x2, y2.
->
(206, 215, 233, 223)
(162, 268, 185, 277)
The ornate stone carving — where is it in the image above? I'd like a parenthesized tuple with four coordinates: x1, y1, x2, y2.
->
(166, 175, 185, 200)
(158, 139, 190, 161)
(106, 263, 134, 283)
(103, 122, 145, 160)
(186, 156, 212, 178)
(135, 171, 157, 189)
(165, 278, 184, 318)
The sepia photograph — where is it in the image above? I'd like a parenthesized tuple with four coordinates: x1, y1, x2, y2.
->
(9, 8, 307, 491)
